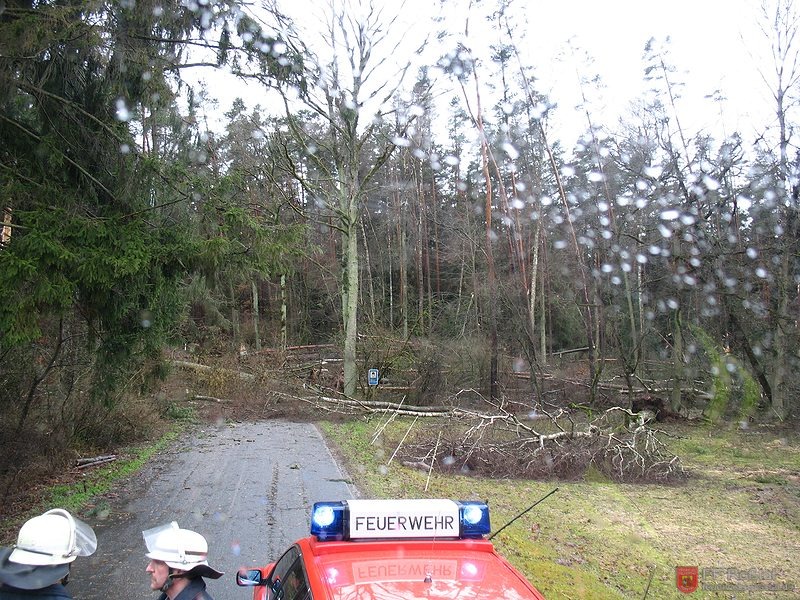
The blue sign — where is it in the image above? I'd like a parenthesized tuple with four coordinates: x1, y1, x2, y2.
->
(368, 368, 379, 386)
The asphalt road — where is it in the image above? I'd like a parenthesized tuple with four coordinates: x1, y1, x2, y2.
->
(69, 420, 358, 600)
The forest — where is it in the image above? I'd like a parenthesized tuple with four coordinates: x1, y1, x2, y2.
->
(1, 0, 798, 501)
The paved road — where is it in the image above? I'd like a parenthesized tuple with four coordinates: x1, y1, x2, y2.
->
(69, 420, 358, 600)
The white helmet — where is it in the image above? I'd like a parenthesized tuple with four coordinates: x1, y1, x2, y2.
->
(9, 509, 97, 567)
(143, 522, 222, 579)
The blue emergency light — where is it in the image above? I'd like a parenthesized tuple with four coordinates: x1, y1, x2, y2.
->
(311, 501, 347, 541)
(456, 501, 491, 538)
(310, 499, 491, 541)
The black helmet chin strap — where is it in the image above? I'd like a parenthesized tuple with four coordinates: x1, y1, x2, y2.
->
(161, 567, 192, 593)
(160, 569, 178, 594)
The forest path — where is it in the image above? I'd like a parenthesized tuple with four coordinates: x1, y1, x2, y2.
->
(70, 420, 357, 600)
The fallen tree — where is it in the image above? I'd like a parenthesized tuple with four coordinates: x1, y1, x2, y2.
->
(270, 388, 685, 483)
(170, 360, 255, 381)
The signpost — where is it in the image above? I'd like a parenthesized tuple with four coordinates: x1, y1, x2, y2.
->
(368, 368, 379, 386)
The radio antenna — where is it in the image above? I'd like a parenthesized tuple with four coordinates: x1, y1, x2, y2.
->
(488, 488, 559, 541)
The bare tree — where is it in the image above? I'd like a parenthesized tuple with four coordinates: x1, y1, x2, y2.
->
(751, 0, 800, 418)
(260, 0, 430, 397)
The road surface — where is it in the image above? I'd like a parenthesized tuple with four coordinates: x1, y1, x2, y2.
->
(69, 420, 358, 600)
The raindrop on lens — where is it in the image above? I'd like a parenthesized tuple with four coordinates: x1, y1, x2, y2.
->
(501, 142, 519, 160)
(588, 171, 604, 183)
(115, 98, 131, 122)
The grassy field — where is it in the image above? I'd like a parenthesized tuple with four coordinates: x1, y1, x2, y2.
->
(319, 418, 799, 599)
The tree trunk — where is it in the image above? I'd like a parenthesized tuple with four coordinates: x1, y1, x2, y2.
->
(474, 77, 498, 401)
(540, 233, 548, 365)
(431, 174, 441, 301)
(252, 280, 261, 352)
(361, 218, 376, 323)
(528, 210, 541, 359)
(280, 274, 287, 351)
(342, 216, 360, 397)
(388, 222, 394, 328)
(416, 168, 425, 335)
(229, 277, 239, 352)
(771, 249, 788, 418)
(396, 184, 409, 339)
(670, 308, 684, 413)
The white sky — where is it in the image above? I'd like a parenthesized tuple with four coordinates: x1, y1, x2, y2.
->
(192, 0, 779, 147)
(514, 0, 772, 142)
(442, 0, 775, 145)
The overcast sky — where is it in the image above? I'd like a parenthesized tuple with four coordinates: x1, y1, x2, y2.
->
(192, 0, 778, 147)
(436, 0, 775, 145)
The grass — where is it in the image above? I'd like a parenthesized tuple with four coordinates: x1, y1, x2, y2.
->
(319, 418, 800, 599)
(0, 427, 180, 544)
(47, 428, 180, 514)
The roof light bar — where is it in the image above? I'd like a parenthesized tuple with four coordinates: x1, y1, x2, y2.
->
(310, 499, 491, 541)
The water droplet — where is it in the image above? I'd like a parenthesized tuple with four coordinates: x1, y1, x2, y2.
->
(501, 142, 519, 160)
(588, 171, 604, 183)
(702, 174, 720, 191)
(644, 165, 663, 178)
(115, 98, 131, 122)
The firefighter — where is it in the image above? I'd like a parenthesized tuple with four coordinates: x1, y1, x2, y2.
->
(0, 509, 97, 599)
(143, 522, 223, 600)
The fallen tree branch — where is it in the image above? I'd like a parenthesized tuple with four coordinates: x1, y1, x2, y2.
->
(192, 395, 231, 404)
(313, 395, 451, 416)
(266, 388, 683, 482)
(76, 455, 117, 469)
(169, 360, 255, 381)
